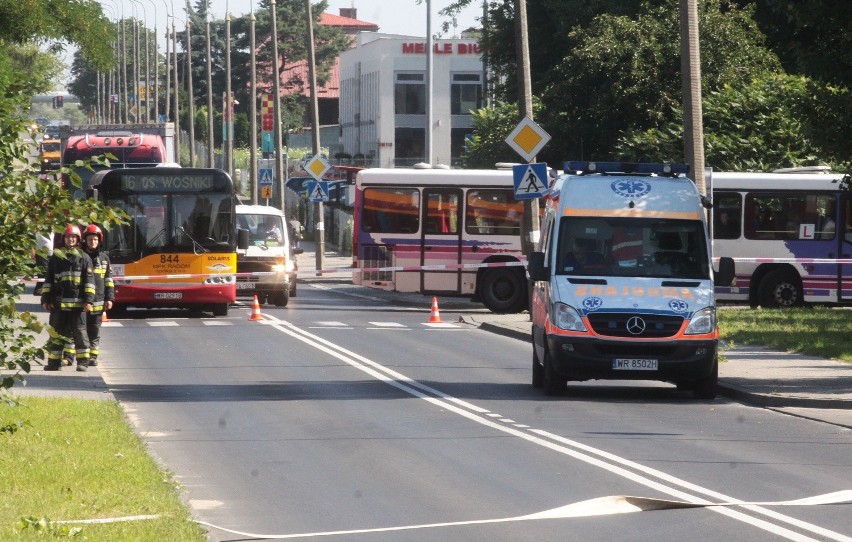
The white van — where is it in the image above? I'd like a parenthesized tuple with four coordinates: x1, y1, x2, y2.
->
(235, 205, 302, 306)
(528, 161, 734, 398)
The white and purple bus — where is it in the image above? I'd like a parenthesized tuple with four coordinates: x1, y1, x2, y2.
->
(711, 169, 851, 307)
(352, 167, 528, 313)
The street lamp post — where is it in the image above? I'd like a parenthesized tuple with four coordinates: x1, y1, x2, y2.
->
(249, 4, 258, 203)
(225, 7, 233, 179)
(205, 11, 214, 167)
(185, 11, 195, 166)
(270, 0, 284, 210)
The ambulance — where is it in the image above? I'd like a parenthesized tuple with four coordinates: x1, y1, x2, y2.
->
(528, 161, 734, 398)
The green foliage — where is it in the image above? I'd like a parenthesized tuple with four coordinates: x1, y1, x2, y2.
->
(462, 100, 544, 168)
(618, 74, 852, 171)
(0, 108, 123, 403)
(540, 0, 781, 163)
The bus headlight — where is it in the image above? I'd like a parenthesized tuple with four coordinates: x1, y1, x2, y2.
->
(685, 307, 716, 335)
(552, 303, 587, 332)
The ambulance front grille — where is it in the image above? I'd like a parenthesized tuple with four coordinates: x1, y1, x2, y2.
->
(587, 313, 683, 338)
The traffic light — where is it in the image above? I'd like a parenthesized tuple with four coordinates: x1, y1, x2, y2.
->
(53, 95, 63, 108)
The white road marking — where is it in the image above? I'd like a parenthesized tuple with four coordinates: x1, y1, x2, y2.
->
(368, 322, 407, 327)
(202, 321, 233, 326)
(148, 321, 180, 327)
(254, 314, 851, 542)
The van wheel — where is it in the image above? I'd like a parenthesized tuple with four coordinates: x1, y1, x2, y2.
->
(212, 303, 229, 317)
(289, 280, 297, 297)
(693, 358, 718, 399)
(532, 346, 544, 388)
(543, 351, 567, 396)
(758, 269, 802, 308)
(273, 290, 289, 307)
(480, 268, 527, 313)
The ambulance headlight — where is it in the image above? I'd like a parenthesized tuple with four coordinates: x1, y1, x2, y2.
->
(271, 263, 286, 273)
(685, 307, 716, 335)
(552, 303, 587, 332)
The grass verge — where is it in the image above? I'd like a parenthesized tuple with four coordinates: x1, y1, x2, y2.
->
(0, 396, 205, 541)
(719, 306, 852, 362)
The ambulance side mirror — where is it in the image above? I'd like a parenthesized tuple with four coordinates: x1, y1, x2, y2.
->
(528, 251, 549, 282)
(714, 256, 735, 286)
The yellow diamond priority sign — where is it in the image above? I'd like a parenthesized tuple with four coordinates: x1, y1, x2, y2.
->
(305, 154, 331, 181)
(506, 116, 551, 162)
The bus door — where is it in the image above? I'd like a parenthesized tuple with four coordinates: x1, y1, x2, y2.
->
(841, 196, 852, 302)
(421, 188, 462, 293)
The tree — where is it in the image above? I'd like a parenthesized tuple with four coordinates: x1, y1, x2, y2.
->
(618, 74, 852, 171)
(0, 0, 117, 408)
(537, 0, 782, 164)
(461, 99, 545, 168)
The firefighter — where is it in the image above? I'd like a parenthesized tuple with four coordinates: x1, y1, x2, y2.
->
(40, 225, 95, 371)
(82, 224, 114, 366)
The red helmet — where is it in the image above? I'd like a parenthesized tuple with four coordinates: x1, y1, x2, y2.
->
(83, 224, 103, 242)
(63, 225, 82, 239)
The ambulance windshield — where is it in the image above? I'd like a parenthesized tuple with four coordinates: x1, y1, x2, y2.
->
(556, 217, 709, 279)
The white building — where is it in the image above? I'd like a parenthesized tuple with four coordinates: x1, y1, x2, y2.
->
(339, 33, 484, 168)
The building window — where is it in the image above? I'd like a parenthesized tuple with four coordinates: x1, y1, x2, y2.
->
(394, 72, 425, 115)
(451, 73, 482, 115)
(394, 127, 425, 166)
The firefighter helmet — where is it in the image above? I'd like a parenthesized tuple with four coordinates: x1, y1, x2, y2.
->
(63, 225, 82, 239)
(83, 224, 103, 242)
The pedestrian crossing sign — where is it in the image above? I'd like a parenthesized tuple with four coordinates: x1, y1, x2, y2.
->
(512, 163, 549, 199)
(259, 168, 273, 185)
(307, 181, 329, 202)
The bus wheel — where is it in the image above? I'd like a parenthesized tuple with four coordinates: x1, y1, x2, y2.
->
(532, 346, 544, 388)
(758, 269, 802, 308)
(480, 268, 527, 313)
(212, 303, 229, 317)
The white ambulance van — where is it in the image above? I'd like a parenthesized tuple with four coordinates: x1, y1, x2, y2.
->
(235, 205, 302, 307)
(528, 161, 734, 398)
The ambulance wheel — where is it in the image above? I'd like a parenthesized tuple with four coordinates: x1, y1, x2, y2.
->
(543, 351, 567, 396)
(212, 303, 229, 317)
(289, 280, 297, 297)
(532, 347, 544, 388)
(273, 290, 289, 307)
(692, 358, 718, 400)
(480, 268, 527, 313)
(758, 269, 802, 308)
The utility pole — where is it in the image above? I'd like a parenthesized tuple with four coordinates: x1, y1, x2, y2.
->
(305, 0, 324, 272)
(270, 0, 285, 210)
(680, 0, 706, 195)
(225, 9, 233, 179)
(185, 10, 195, 167)
(514, 0, 539, 258)
(425, 0, 433, 165)
(172, 15, 180, 162)
(205, 11, 214, 167)
(249, 7, 258, 204)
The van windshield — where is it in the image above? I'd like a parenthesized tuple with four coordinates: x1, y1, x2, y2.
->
(237, 213, 286, 247)
(556, 217, 709, 279)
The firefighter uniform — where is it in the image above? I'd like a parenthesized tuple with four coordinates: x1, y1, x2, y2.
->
(41, 226, 95, 371)
(82, 225, 114, 366)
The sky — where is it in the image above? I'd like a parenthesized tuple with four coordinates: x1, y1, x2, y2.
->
(207, 0, 482, 38)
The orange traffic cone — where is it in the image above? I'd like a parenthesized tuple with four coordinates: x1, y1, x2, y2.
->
(249, 295, 263, 321)
(102, 310, 109, 322)
(428, 296, 442, 323)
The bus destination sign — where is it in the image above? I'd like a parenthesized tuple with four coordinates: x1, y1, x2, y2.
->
(121, 174, 216, 191)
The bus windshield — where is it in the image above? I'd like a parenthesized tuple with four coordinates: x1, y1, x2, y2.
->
(104, 192, 235, 261)
(556, 217, 710, 279)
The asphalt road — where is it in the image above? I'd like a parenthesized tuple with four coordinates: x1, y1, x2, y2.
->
(94, 283, 852, 541)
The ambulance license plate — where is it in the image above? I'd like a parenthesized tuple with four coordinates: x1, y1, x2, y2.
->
(612, 358, 658, 370)
(236, 282, 257, 290)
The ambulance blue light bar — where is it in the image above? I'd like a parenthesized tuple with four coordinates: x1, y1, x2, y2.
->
(564, 161, 689, 177)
